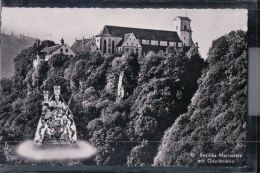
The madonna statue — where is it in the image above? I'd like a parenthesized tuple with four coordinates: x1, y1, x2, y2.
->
(34, 86, 77, 145)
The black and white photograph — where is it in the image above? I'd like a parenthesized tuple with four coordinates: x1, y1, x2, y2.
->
(0, 6, 249, 170)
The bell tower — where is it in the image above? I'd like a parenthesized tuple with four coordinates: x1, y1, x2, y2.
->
(173, 16, 193, 47)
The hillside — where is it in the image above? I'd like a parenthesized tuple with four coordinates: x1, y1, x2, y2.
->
(0, 40, 206, 165)
(1, 33, 36, 78)
(0, 31, 247, 166)
(154, 30, 247, 166)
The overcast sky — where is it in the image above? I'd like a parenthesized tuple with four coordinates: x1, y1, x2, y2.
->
(1, 8, 247, 58)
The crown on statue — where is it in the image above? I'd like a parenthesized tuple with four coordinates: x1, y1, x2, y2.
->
(43, 90, 49, 101)
(54, 85, 61, 95)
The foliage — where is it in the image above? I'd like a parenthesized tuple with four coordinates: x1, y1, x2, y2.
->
(127, 140, 158, 166)
(36, 40, 56, 51)
(1, 37, 208, 166)
(154, 30, 247, 166)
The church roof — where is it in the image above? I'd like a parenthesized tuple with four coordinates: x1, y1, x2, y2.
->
(41, 44, 62, 55)
(116, 38, 124, 47)
(71, 38, 96, 53)
(96, 25, 181, 42)
(174, 16, 191, 21)
(71, 40, 82, 53)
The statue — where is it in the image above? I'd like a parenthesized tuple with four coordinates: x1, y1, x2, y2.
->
(34, 86, 77, 145)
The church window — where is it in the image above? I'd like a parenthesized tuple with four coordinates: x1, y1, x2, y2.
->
(103, 40, 107, 53)
(169, 42, 175, 46)
(66, 49, 68, 52)
(151, 40, 159, 45)
(160, 41, 167, 46)
(60, 48, 63, 53)
(112, 40, 115, 54)
(184, 25, 187, 30)
(142, 40, 149, 45)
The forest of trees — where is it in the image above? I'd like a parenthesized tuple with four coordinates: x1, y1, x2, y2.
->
(0, 30, 246, 166)
(154, 30, 247, 166)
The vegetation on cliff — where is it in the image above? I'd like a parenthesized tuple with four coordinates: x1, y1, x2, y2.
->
(154, 30, 247, 166)
(0, 39, 205, 164)
(0, 31, 246, 166)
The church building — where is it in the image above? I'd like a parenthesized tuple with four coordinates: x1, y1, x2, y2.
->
(94, 16, 193, 57)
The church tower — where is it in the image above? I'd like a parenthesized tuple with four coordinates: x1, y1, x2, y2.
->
(173, 16, 193, 47)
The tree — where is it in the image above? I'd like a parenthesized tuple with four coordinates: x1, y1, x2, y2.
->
(36, 40, 56, 51)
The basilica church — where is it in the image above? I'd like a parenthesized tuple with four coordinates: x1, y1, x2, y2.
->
(94, 16, 193, 57)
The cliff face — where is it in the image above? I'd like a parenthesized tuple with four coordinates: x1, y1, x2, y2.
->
(117, 71, 125, 99)
(154, 30, 247, 166)
(1, 33, 36, 78)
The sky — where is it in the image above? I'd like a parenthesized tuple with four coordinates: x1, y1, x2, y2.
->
(1, 8, 247, 59)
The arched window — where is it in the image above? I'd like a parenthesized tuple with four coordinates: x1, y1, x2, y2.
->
(103, 40, 107, 54)
(112, 40, 115, 54)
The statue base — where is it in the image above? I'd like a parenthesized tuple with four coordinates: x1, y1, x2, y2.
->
(16, 140, 97, 161)
(34, 139, 77, 149)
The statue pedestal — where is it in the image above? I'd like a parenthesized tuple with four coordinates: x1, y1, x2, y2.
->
(16, 140, 97, 161)
(36, 140, 78, 150)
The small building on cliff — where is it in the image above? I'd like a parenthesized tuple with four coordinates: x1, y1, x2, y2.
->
(33, 38, 75, 69)
(41, 38, 75, 61)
